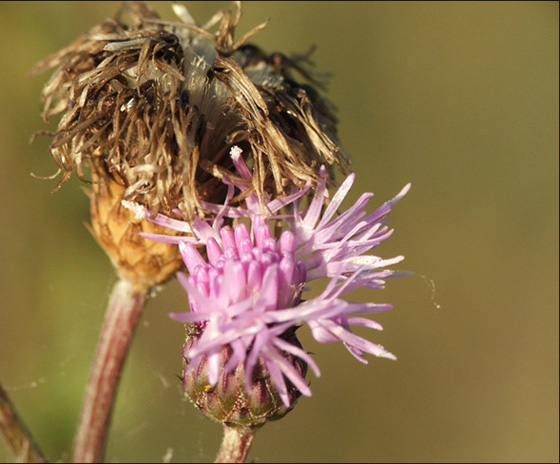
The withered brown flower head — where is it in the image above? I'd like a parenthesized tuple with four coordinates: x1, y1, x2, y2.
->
(32, 1, 349, 288)
(32, 1, 349, 218)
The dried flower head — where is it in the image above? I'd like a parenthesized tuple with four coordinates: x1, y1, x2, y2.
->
(125, 147, 409, 420)
(32, 1, 348, 217)
(32, 1, 349, 288)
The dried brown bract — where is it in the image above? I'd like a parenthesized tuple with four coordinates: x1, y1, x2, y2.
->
(32, 1, 349, 218)
(32, 1, 349, 288)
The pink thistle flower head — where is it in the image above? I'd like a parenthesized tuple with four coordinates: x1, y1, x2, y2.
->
(124, 146, 409, 423)
(175, 218, 313, 424)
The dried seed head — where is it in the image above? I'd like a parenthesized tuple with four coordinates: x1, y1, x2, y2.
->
(32, 1, 349, 287)
(32, 1, 349, 219)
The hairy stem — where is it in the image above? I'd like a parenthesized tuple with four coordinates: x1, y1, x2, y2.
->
(0, 383, 47, 463)
(71, 279, 148, 463)
(215, 426, 256, 463)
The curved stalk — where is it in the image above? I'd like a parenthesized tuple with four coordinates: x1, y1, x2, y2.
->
(71, 279, 148, 463)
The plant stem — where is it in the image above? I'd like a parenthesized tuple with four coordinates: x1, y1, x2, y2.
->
(71, 278, 148, 463)
(0, 382, 47, 463)
(214, 426, 256, 463)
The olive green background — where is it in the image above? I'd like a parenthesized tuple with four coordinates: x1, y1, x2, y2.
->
(0, 2, 558, 463)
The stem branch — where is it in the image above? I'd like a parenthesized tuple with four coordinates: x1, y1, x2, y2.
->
(71, 279, 148, 463)
(0, 382, 47, 463)
(215, 426, 256, 463)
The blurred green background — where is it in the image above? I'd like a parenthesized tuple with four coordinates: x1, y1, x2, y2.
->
(0, 1, 558, 462)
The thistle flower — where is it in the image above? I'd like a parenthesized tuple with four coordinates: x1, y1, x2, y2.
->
(32, 1, 349, 288)
(125, 146, 410, 416)
(31, 3, 352, 460)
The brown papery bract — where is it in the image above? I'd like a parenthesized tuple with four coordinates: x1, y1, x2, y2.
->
(32, 1, 349, 221)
